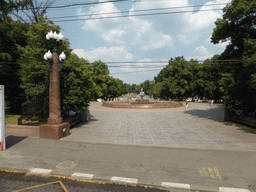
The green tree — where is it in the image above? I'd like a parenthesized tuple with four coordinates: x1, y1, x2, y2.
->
(211, 0, 256, 59)
(17, 15, 72, 102)
(202, 59, 223, 101)
(11, 0, 54, 24)
(0, 17, 30, 113)
(140, 80, 154, 96)
(107, 77, 124, 99)
(130, 84, 137, 93)
(123, 83, 130, 94)
(188, 60, 204, 100)
(0, 0, 30, 21)
(89, 60, 109, 100)
(154, 56, 193, 100)
(211, 0, 256, 113)
(60, 53, 93, 113)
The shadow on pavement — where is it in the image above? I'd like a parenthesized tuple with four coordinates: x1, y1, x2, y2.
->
(231, 122, 256, 134)
(70, 114, 98, 129)
(184, 105, 225, 122)
(5, 135, 27, 149)
(184, 105, 256, 134)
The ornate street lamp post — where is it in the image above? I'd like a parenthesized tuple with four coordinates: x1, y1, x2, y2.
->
(39, 30, 70, 139)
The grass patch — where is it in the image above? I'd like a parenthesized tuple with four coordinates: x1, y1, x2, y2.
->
(5, 114, 20, 124)
(4, 107, 45, 125)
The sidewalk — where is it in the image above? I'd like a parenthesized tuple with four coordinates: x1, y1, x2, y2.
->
(63, 102, 256, 151)
(1, 102, 255, 192)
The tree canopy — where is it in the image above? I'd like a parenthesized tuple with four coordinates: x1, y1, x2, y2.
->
(211, 0, 256, 59)
(211, 0, 256, 114)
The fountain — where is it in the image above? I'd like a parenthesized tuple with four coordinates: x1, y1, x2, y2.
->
(102, 88, 183, 109)
(134, 88, 151, 104)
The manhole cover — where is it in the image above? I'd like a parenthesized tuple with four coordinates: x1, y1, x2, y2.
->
(56, 161, 77, 169)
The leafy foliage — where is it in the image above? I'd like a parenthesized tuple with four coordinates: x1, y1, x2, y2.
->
(60, 54, 93, 113)
(211, 0, 256, 114)
(0, 0, 30, 21)
(17, 15, 72, 102)
(0, 17, 29, 113)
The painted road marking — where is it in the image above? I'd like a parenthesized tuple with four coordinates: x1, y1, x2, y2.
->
(30, 168, 52, 174)
(162, 182, 190, 189)
(214, 166, 222, 180)
(13, 180, 68, 192)
(72, 173, 94, 179)
(111, 176, 138, 184)
(198, 167, 221, 180)
(208, 167, 215, 178)
(219, 187, 250, 192)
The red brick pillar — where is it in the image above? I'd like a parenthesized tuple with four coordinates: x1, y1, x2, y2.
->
(47, 51, 63, 125)
(39, 51, 70, 139)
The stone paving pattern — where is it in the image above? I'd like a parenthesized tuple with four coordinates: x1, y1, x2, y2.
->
(61, 102, 256, 151)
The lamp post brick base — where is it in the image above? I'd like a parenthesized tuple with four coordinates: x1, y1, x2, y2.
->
(39, 122, 70, 139)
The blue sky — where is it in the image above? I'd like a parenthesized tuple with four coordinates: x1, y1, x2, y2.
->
(43, 0, 231, 84)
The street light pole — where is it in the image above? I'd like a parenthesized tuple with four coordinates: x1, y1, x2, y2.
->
(39, 31, 70, 139)
(47, 49, 62, 125)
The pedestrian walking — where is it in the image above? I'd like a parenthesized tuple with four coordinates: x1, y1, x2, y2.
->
(186, 101, 188, 109)
(211, 99, 214, 106)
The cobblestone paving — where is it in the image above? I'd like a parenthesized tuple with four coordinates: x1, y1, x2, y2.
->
(61, 102, 256, 151)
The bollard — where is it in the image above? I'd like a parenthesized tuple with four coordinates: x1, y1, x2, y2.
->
(0, 85, 5, 150)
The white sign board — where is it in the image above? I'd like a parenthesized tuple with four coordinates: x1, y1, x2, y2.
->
(0, 85, 5, 150)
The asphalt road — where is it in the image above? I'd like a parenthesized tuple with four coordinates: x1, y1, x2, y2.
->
(0, 171, 193, 192)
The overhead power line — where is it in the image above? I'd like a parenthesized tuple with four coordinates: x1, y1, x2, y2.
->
(17, 0, 129, 10)
(53, 8, 225, 23)
(110, 69, 162, 75)
(49, 3, 228, 20)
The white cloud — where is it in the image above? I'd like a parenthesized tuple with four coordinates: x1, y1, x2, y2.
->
(194, 46, 209, 55)
(77, 0, 174, 49)
(72, 0, 233, 84)
(78, 1, 122, 32)
(178, 34, 199, 44)
(102, 29, 125, 43)
(186, 0, 231, 31)
(141, 34, 172, 50)
(72, 46, 133, 62)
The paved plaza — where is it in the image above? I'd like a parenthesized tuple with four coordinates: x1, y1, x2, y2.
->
(2, 102, 256, 191)
(62, 101, 256, 151)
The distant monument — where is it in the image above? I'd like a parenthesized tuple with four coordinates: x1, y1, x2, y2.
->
(135, 88, 150, 104)
(139, 88, 145, 100)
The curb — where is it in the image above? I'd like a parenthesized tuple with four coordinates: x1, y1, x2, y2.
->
(0, 165, 251, 192)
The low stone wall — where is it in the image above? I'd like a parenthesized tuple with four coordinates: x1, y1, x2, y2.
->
(230, 114, 256, 128)
(6, 124, 39, 137)
(6, 110, 90, 137)
(102, 101, 183, 109)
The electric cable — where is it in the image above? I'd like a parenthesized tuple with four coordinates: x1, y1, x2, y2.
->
(52, 8, 225, 22)
(49, 3, 228, 20)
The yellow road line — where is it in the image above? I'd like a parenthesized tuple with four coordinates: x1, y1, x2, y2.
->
(202, 167, 209, 177)
(13, 180, 68, 192)
(214, 167, 222, 180)
(59, 180, 69, 192)
(208, 167, 215, 178)
(198, 168, 204, 176)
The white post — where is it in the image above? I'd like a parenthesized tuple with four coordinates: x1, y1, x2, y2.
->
(0, 85, 6, 150)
